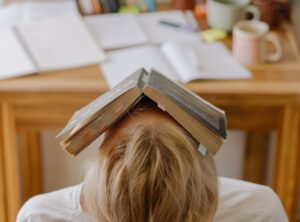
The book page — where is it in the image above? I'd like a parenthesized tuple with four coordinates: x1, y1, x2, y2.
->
(138, 11, 200, 44)
(85, 13, 149, 50)
(194, 42, 251, 80)
(16, 14, 106, 71)
(100, 45, 179, 88)
(0, 1, 78, 27)
(20, 0, 78, 22)
(0, 27, 37, 79)
(160, 40, 200, 83)
(0, 4, 21, 28)
(161, 41, 251, 83)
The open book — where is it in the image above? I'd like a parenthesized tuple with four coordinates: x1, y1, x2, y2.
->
(101, 41, 251, 88)
(84, 10, 200, 50)
(0, 14, 106, 79)
(56, 68, 227, 157)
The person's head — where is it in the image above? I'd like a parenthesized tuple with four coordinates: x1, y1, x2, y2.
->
(83, 99, 218, 222)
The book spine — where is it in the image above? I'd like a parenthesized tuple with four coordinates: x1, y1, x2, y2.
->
(136, 0, 148, 12)
(108, 0, 120, 13)
(92, 0, 102, 14)
(77, 0, 95, 15)
(144, 0, 155, 11)
(124, 0, 135, 8)
(100, 0, 111, 13)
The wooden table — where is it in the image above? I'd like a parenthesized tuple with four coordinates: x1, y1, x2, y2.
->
(0, 23, 299, 222)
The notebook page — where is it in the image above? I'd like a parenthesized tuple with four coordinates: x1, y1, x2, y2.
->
(16, 14, 106, 71)
(0, 1, 78, 27)
(161, 40, 200, 83)
(85, 13, 149, 50)
(20, 0, 78, 22)
(0, 27, 37, 79)
(100, 45, 179, 88)
(138, 11, 200, 44)
(193, 42, 251, 80)
(0, 4, 21, 28)
(162, 41, 251, 83)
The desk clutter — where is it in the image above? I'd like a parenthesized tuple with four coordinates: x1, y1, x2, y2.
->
(0, 0, 251, 85)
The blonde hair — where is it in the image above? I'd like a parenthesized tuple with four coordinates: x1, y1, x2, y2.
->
(83, 112, 218, 222)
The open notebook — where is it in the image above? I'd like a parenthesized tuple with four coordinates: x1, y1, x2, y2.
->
(85, 10, 200, 50)
(101, 41, 251, 88)
(0, 14, 106, 79)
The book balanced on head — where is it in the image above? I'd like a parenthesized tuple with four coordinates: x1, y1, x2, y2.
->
(56, 68, 227, 156)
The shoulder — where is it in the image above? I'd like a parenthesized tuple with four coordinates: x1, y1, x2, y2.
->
(216, 177, 288, 222)
(17, 184, 82, 222)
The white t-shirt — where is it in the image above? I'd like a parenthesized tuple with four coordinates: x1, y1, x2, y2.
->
(17, 177, 288, 222)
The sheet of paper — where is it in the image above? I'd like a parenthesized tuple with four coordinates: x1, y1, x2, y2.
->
(0, 27, 37, 79)
(161, 40, 199, 83)
(0, 1, 78, 27)
(20, 0, 79, 22)
(16, 14, 106, 71)
(0, 4, 21, 28)
(161, 41, 251, 83)
(138, 10, 200, 44)
(85, 13, 149, 50)
(100, 45, 178, 88)
(194, 42, 252, 80)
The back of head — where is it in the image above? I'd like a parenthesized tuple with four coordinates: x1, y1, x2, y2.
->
(83, 104, 218, 222)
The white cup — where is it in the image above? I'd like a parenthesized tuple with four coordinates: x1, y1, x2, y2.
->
(233, 20, 282, 64)
(207, 0, 261, 32)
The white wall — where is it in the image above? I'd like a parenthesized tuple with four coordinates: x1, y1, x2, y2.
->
(41, 130, 102, 191)
(214, 131, 246, 178)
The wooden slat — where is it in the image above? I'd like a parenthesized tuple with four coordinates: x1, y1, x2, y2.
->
(12, 104, 281, 131)
(14, 103, 84, 130)
(1, 104, 21, 222)
(243, 131, 269, 184)
(19, 132, 42, 202)
(224, 105, 281, 130)
(273, 106, 300, 222)
(0, 107, 7, 222)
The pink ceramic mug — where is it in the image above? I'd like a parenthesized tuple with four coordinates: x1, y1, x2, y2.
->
(233, 20, 282, 64)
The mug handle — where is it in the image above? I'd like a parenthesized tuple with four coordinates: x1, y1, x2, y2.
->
(245, 5, 261, 20)
(265, 32, 283, 62)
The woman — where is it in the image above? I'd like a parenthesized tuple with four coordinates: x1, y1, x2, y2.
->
(17, 100, 288, 222)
